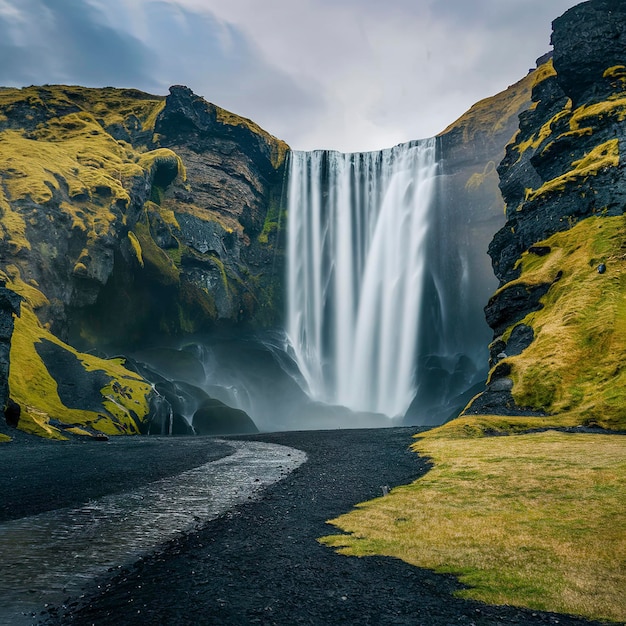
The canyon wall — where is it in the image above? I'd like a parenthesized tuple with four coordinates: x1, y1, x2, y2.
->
(465, 0, 626, 429)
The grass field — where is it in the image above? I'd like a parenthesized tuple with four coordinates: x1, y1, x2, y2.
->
(321, 429, 626, 623)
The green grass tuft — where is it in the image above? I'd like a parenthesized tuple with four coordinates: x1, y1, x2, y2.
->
(499, 216, 626, 427)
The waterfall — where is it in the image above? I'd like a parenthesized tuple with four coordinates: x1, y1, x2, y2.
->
(286, 139, 439, 418)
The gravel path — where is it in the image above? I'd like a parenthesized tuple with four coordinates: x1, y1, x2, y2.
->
(36, 427, 605, 626)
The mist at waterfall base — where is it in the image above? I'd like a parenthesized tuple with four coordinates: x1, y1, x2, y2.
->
(134, 139, 498, 433)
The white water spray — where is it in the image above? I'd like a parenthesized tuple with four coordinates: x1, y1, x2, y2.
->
(286, 139, 438, 418)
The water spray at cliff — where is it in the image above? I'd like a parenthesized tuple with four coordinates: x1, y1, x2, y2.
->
(285, 140, 438, 418)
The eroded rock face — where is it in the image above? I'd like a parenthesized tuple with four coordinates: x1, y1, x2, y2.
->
(0, 285, 21, 420)
(0, 84, 287, 437)
(551, 0, 626, 108)
(465, 0, 626, 417)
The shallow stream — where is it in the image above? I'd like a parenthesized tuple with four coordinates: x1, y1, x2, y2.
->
(0, 440, 306, 625)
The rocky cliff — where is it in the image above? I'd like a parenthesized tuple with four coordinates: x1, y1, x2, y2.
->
(0, 84, 286, 439)
(465, 0, 626, 431)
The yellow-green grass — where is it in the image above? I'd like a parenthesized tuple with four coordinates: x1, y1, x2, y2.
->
(439, 62, 552, 143)
(570, 95, 626, 131)
(525, 139, 620, 201)
(1, 115, 144, 201)
(0, 85, 165, 133)
(321, 430, 626, 623)
(138, 147, 186, 182)
(133, 206, 180, 285)
(0, 185, 29, 254)
(0, 115, 192, 286)
(3, 269, 152, 439)
(511, 60, 626, 163)
(514, 105, 573, 158)
(0, 434, 10, 442)
(490, 216, 626, 428)
(127, 231, 144, 267)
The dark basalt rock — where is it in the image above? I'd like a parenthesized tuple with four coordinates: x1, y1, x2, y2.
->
(484, 282, 550, 337)
(464, 387, 547, 417)
(192, 398, 258, 436)
(465, 360, 546, 417)
(552, 0, 626, 108)
(157, 85, 283, 184)
(0, 285, 21, 423)
(467, 0, 626, 417)
(488, 323, 535, 368)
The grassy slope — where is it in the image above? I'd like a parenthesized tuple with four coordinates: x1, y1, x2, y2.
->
(502, 216, 626, 427)
(3, 269, 153, 440)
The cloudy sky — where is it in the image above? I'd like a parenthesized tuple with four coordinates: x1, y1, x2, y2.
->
(0, 0, 582, 151)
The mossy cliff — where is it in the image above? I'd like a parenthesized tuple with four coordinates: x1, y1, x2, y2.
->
(465, 0, 626, 430)
(0, 84, 287, 439)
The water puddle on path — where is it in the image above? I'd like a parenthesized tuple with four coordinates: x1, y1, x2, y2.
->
(0, 440, 306, 625)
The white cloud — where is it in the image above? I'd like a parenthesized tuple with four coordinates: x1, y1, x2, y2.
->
(142, 0, 580, 151)
(0, 0, 583, 151)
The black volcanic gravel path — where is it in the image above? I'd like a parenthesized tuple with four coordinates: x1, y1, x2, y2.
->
(42, 428, 606, 626)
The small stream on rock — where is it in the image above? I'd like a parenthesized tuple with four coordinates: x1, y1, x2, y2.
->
(0, 440, 306, 626)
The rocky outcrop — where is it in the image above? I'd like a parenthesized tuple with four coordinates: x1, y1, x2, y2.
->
(0, 84, 287, 438)
(465, 0, 626, 428)
(0, 283, 21, 432)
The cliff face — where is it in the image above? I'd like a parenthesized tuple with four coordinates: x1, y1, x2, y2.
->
(465, 0, 626, 429)
(0, 84, 286, 439)
(407, 65, 544, 422)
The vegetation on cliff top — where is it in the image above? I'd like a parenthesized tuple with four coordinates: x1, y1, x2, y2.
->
(439, 60, 554, 142)
(0, 87, 173, 254)
(214, 104, 289, 170)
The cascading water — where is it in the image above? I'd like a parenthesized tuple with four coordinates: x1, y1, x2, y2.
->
(286, 139, 439, 418)
(131, 136, 495, 432)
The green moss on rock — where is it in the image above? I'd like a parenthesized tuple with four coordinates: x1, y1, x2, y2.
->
(127, 231, 144, 267)
(133, 212, 180, 286)
(526, 138, 620, 200)
(496, 216, 626, 430)
(9, 303, 152, 439)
